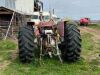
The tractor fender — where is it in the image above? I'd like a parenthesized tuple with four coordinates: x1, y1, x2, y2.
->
(57, 20, 77, 37)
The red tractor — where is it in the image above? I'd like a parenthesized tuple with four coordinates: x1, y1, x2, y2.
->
(18, 0, 81, 63)
(80, 18, 90, 26)
(18, 17, 82, 63)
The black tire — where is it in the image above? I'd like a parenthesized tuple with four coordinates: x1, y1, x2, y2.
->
(62, 23, 82, 62)
(18, 25, 36, 63)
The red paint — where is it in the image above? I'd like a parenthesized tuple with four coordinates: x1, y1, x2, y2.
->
(80, 18, 89, 23)
(57, 21, 64, 37)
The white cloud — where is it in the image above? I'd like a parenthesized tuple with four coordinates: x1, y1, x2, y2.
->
(42, 0, 100, 19)
(71, 0, 81, 5)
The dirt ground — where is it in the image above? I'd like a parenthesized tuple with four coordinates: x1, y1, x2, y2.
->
(80, 26, 100, 40)
(80, 26, 100, 67)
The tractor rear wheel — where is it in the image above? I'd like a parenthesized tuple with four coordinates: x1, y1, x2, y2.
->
(62, 23, 82, 62)
(18, 25, 36, 63)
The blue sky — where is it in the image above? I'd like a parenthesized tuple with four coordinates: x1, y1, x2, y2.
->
(42, 0, 100, 20)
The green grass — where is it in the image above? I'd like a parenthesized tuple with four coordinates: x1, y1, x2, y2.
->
(0, 34, 100, 75)
(88, 24, 100, 29)
(82, 33, 94, 50)
(0, 39, 17, 51)
(0, 39, 17, 61)
(0, 58, 100, 75)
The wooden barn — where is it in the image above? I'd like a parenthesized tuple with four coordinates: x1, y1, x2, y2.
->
(0, 0, 43, 39)
(0, 6, 31, 39)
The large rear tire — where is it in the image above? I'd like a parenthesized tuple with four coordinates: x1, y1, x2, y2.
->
(18, 25, 36, 63)
(62, 23, 82, 62)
